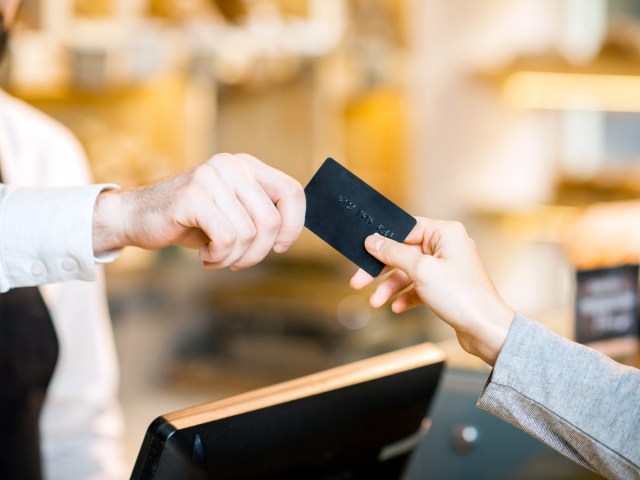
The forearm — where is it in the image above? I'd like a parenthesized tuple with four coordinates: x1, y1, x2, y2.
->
(478, 313, 640, 479)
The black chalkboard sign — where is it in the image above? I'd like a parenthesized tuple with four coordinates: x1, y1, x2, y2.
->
(575, 264, 639, 344)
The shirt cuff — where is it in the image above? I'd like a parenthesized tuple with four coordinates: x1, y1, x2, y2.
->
(477, 312, 562, 408)
(0, 184, 120, 291)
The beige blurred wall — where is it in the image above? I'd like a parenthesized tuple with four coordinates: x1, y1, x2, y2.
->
(7, 0, 630, 325)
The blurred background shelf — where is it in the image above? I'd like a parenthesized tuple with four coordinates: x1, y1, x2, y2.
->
(6, 0, 640, 474)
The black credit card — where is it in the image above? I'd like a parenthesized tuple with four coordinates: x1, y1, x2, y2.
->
(304, 158, 416, 276)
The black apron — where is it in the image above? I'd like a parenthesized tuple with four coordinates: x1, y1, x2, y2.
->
(0, 166, 59, 479)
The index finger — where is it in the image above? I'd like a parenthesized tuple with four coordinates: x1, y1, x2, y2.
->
(403, 216, 440, 245)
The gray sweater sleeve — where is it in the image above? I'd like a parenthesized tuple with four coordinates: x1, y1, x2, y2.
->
(477, 312, 640, 479)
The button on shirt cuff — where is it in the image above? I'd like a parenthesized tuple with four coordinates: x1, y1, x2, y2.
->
(0, 184, 120, 292)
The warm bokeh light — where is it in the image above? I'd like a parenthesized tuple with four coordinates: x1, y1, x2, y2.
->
(504, 71, 640, 112)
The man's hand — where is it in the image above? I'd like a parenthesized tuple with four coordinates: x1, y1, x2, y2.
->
(92, 153, 305, 270)
(350, 217, 515, 366)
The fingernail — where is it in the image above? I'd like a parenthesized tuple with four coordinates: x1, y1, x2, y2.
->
(365, 234, 384, 252)
(274, 243, 289, 253)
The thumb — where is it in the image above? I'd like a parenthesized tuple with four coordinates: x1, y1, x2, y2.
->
(364, 234, 423, 275)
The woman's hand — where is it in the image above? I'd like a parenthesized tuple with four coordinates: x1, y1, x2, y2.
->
(350, 217, 515, 366)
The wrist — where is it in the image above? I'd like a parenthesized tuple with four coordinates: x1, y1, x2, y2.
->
(468, 304, 516, 366)
(92, 188, 129, 255)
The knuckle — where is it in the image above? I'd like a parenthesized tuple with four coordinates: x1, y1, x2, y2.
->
(262, 210, 281, 233)
(209, 152, 235, 165)
(190, 164, 215, 186)
(217, 229, 237, 252)
(234, 257, 259, 270)
(200, 251, 219, 265)
(377, 243, 393, 264)
(237, 224, 257, 248)
(240, 250, 267, 269)
(378, 240, 391, 256)
(209, 153, 239, 173)
(285, 178, 304, 199)
(272, 172, 303, 198)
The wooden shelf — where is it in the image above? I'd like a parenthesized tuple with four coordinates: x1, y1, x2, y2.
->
(474, 40, 640, 112)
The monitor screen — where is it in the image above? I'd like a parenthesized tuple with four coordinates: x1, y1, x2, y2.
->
(131, 343, 445, 480)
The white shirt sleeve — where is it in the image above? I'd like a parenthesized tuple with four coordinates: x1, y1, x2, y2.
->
(0, 183, 119, 292)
